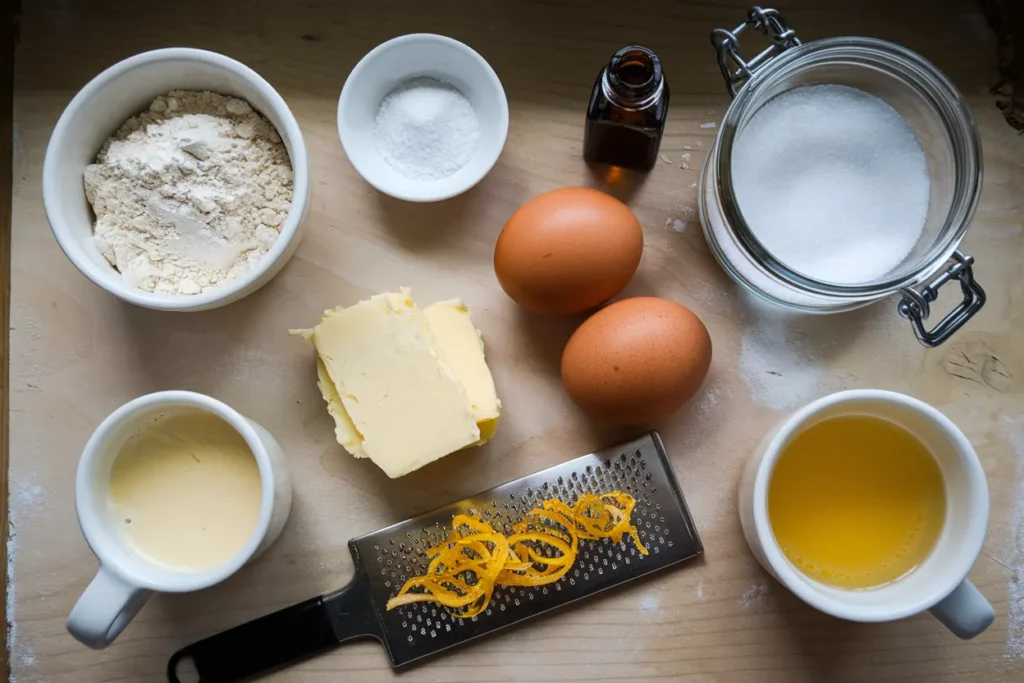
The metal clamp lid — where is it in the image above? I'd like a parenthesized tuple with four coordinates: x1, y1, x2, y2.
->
(898, 251, 986, 348)
(713, 8, 986, 347)
(711, 6, 801, 97)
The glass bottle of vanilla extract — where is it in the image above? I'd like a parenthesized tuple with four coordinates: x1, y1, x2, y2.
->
(584, 45, 670, 171)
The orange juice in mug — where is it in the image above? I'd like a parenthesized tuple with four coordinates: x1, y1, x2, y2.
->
(768, 414, 947, 589)
(738, 390, 994, 638)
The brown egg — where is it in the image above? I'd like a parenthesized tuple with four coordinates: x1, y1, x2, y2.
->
(561, 298, 712, 425)
(494, 187, 643, 315)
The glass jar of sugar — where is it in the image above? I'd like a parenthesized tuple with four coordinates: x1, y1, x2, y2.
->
(698, 7, 985, 347)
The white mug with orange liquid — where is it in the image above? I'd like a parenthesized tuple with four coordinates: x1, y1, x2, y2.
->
(738, 389, 994, 638)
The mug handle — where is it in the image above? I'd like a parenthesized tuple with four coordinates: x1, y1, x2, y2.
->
(929, 579, 994, 639)
(67, 566, 152, 649)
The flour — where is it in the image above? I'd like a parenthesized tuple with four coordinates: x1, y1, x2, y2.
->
(740, 581, 770, 608)
(739, 312, 823, 410)
(7, 475, 45, 681)
(637, 592, 660, 614)
(6, 526, 20, 675)
(666, 206, 695, 233)
(84, 90, 293, 295)
(1007, 418, 1024, 660)
(665, 217, 688, 233)
(670, 386, 731, 526)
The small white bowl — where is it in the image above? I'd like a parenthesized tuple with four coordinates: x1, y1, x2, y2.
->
(338, 34, 509, 202)
(42, 48, 310, 312)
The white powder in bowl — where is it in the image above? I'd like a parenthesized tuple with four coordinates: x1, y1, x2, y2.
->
(84, 90, 293, 295)
(731, 84, 929, 284)
(373, 78, 480, 181)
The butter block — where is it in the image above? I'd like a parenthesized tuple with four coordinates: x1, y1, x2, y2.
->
(310, 290, 481, 478)
(423, 300, 501, 445)
(315, 356, 367, 459)
(290, 326, 362, 454)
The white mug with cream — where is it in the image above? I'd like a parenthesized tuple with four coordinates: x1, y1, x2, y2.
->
(738, 389, 994, 638)
(67, 391, 292, 649)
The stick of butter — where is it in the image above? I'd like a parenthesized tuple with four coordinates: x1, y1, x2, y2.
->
(423, 300, 502, 445)
(294, 289, 500, 478)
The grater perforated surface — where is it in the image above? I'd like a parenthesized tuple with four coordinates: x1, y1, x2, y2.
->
(346, 432, 702, 666)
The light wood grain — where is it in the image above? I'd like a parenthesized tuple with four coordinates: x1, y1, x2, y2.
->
(1, 3, 16, 682)
(9, 0, 1024, 681)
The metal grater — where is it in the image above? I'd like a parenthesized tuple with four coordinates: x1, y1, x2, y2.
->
(168, 432, 702, 682)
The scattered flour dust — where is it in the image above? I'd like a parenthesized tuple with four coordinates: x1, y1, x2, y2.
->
(680, 386, 720, 448)
(671, 386, 732, 527)
(1007, 418, 1024, 660)
(740, 582, 770, 608)
(739, 312, 823, 410)
(665, 206, 695, 233)
(7, 475, 47, 679)
(637, 592, 661, 614)
(696, 580, 706, 601)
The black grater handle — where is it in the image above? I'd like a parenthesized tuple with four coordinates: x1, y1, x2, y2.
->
(167, 579, 382, 682)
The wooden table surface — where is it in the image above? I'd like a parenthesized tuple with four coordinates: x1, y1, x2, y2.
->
(9, 1, 1024, 681)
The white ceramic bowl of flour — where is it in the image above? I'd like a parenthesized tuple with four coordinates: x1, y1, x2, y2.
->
(338, 34, 509, 202)
(43, 48, 310, 312)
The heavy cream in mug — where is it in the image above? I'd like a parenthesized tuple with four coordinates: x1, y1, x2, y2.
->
(108, 410, 262, 571)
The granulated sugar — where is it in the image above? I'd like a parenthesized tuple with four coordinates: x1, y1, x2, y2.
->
(374, 78, 480, 180)
(732, 84, 929, 284)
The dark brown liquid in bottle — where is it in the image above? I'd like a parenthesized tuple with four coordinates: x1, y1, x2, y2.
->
(584, 46, 669, 171)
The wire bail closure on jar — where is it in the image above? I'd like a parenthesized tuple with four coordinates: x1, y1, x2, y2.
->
(712, 7, 801, 97)
(709, 6, 986, 348)
(897, 252, 985, 347)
